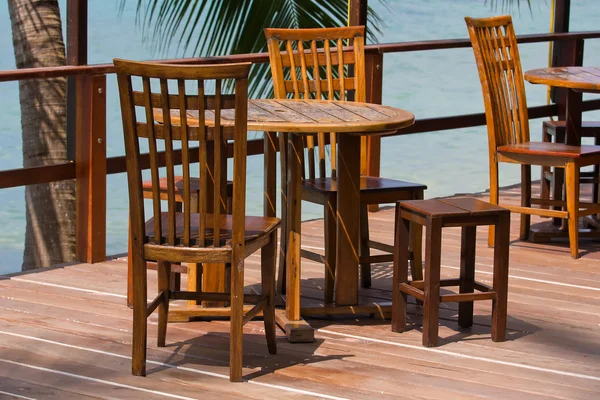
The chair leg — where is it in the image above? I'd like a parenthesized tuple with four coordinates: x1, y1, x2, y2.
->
(566, 162, 580, 259)
(492, 212, 510, 342)
(229, 255, 244, 382)
(540, 125, 553, 210)
(127, 219, 133, 308)
(261, 231, 278, 355)
(324, 195, 337, 304)
(423, 218, 442, 347)
(458, 226, 476, 328)
(360, 204, 371, 289)
(187, 263, 202, 307)
(520, 164, 531, 240)
(131, 254, 147, 376)
(553, 130, 566, 226)
(157, 261, 171, 347)
(392, 205, 410, 333)
(488, 163, 500, 247)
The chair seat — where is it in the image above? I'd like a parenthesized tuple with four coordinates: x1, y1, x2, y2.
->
(302, 176, 427, 194)
(145, 212, 280, 247)
(497, 142, 600, 159)
(142, 176, 233, 197)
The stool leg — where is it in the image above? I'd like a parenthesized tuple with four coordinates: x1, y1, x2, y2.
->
(392, 205, 410, 333)
(594, 134, 600, 205)
(459, 226, 476, 328)
(492, 213, 510, 342)
(423, 218, 442, 347)
(410, 190, 424, 282)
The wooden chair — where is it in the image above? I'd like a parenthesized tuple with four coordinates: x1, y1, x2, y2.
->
(264, 26, 426, 304)
(465, 15, 600, 258)
(115, 59, 279, 382)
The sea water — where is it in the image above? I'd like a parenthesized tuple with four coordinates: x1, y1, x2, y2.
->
(1, 0, 599, 273)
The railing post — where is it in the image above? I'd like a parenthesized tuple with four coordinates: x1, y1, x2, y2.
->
(66, 0, 88, 161)
(75, 74, 106, 263)
(365, 51, 384, 212)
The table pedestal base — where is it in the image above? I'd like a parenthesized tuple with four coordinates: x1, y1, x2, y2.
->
(274, 309, 314, 343)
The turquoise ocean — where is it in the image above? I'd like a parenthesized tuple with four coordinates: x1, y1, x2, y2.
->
(1, 0, 599, 274)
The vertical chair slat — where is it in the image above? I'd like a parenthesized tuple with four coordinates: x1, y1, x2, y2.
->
(311, 40, 322, 100)
(324, 39, 334, 100)
(177, 79, 191, 246)
(285, 40, 300, 99)
(197, 79, 207, 247)
(142, 77, 162, 244)
(297, 40, 310, 99)
(496, 27, 518, 145)
(336, 38, 346, 100)
(159, 78, 177, 245)
(213, 79, 222, 246)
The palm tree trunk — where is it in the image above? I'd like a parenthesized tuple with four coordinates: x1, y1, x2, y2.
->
(8, 0, 75, 270)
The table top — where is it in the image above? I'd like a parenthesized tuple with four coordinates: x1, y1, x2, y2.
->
(163, 99, 414, 136)
(524, 66, 600, 93)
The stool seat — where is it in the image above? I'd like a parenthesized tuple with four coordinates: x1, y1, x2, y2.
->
(400, 198, 507, 219)
(392, 198, 510, 347)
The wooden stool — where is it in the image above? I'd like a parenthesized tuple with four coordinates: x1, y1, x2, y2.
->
(392, 198, 510, 347)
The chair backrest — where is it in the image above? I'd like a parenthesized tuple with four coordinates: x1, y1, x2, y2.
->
(115, 59, 250, 254)
(264, 26, 366, 179)
(465, 15, 530, 155)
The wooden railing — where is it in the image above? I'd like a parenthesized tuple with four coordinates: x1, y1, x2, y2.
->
(1, 31, 600, 263)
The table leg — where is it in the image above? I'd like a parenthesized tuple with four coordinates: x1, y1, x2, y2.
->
(279, 132, 314, 343)
(335, 134, 361, 306)
(565, 89, 583, 146)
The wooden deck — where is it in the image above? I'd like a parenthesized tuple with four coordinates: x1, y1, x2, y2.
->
(1, 185, 600, 399)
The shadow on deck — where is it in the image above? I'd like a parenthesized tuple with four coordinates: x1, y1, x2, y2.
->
(0, 185, 599, 399)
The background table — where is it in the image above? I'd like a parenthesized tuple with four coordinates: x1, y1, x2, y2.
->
(166, 99, 415, 342)
(525, 66, 600, 145)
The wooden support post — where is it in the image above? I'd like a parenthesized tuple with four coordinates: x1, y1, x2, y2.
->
(66, 0, 88, 161)
(365, 52, 383, 212)
(75, 74, 106, 263)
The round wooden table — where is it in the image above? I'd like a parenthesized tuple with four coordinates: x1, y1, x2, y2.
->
(524, 66, 600, 145)
(164, 98, 415, 342)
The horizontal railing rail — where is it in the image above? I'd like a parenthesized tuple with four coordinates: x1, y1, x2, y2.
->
(2, 31, 600, 82)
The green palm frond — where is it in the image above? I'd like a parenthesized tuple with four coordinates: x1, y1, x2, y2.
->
(123, 0, 386, 98)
